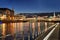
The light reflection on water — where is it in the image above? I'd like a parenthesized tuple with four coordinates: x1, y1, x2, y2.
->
(0, 22, 54, 40)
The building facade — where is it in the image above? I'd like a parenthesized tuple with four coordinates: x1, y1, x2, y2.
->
(0, 8, 14, 37)
(0, 8, 14, 20)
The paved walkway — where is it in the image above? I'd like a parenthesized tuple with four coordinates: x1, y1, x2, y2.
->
(36, 23, 59, 40)
(48, 24, 59, 40)
(36, 25, 55, 40)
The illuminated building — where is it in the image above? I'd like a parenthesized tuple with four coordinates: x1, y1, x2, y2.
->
(0, 8, 14, 20)
(14, 15, 26, 20)
(0, 8, 14, 36)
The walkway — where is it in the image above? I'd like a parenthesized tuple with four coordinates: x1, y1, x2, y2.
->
(36, 23, 59, 40)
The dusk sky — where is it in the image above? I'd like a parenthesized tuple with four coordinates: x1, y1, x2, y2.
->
(0, 0, 60, 13)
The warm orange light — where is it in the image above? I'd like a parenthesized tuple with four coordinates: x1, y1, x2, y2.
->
(1, 15, 6, 20)
(2, 23, 6, 36)
(32, 22, 35, 32)
(38, 22, 40, 32)
(20, 22, 23, 31)
(48, 19, 51, 21)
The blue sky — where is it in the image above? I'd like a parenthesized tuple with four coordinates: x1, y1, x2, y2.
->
(0, 0, 60, 13)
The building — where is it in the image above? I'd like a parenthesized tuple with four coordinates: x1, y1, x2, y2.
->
(0, 8, 14, 37)
(0, 8, 14, 20)
(14, 15, 26, 20)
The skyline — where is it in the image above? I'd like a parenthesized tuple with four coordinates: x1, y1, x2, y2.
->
(0, 0, 60, 14)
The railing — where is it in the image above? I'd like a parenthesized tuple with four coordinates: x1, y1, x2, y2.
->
(43, 23, 59, 40)
(35, 23, 59, 40)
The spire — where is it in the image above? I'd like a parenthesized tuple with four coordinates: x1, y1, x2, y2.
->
(53, 11, 55, 18)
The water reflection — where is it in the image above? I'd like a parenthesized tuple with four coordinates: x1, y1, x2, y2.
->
(0, 22, 54, 40)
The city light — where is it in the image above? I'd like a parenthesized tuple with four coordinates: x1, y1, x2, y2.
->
(2, 23, 5, 36)
(48, 19, 52, 21)
(1, 15, 6, 20)
(0, 8, 59, 40)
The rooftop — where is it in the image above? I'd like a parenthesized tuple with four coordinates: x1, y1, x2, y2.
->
(0, 8, 14, 12)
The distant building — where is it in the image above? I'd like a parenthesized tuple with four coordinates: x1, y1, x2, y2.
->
(14, 15, 26, 20)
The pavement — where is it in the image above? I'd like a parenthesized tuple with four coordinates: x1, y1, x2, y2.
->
(36, 23, 59, 40)
(48, 23, 60, 40)
(35, 25, 55, 40)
